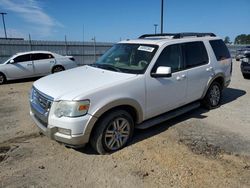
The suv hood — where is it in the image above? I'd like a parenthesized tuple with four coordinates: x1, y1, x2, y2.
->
(33, 65, 137, 101)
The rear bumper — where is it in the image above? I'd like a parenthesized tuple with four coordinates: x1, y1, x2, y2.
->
(241, 63, 250, 74)
(224, 79, 231, 88)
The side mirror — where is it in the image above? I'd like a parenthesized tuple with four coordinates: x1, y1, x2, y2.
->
(151, 66, 172, 78)
(9, 59, 14, 64)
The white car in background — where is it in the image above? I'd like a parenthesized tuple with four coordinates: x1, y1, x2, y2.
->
(0, 51, 78, 84)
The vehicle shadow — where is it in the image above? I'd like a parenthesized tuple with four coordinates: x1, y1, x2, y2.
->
(77, 87, 246, 155)
(221, 87, 246, 105)
(4, 77, 41, 85)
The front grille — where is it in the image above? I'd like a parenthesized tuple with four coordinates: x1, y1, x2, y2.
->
(30, 87, 53, 126)
(31, 88, 53, 111)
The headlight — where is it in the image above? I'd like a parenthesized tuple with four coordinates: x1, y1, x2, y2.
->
(54, 100, 90, 118)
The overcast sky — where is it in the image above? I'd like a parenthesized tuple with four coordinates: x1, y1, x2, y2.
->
(0, 0, 249, 42)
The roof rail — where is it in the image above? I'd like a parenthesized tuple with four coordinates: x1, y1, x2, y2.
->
(138, 32, 216, 39)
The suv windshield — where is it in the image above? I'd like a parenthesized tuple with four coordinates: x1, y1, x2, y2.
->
(92, 43, 158, 74)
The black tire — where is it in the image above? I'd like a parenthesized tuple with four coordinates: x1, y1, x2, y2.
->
(202, 81, 222, 110)
(0, 73, 6, 85)
(243, 73, 250, 79)
(52, 66, 64, 73)
(90, 110, 134, 154)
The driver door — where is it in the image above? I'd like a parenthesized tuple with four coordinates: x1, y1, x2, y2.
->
(5, 54, 34, 79)
(145, 43, 188, 119)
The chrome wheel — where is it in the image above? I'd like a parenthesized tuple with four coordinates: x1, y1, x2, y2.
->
(104, 117, 131, 151)
(209, 85, 221, 106)
(53, 66, 64, 73)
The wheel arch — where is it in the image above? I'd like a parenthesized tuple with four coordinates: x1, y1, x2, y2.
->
(84, 98, 144, 142)
(201, 73, 225, 99)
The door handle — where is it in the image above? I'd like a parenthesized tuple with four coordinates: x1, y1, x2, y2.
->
(206, 67, 213, 72)
(27, 63, 33, 66)
(176, 74, 186, 81)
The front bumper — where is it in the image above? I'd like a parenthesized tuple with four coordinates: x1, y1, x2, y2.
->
(29, 86, 99, 147)
(30, 109, 95, 147)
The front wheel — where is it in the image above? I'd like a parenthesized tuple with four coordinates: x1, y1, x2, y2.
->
(0, 73, 6, 85)
(90, 110, 134, 154)
(202, 82, 222, 109)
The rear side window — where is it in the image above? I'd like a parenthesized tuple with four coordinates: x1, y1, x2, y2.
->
(153, 44, 183, 72)
(183, 41, 209, 68)
(13, 54, 31, 63)
(32, 53, 54, 61)
(209, 40, 231, 61)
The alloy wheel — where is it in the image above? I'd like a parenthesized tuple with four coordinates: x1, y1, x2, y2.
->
(104, 117, 131, 151)
(209, 85, 221, 106)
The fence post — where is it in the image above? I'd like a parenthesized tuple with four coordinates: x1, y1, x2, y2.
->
(64, 35, 68, 55)
(29, 34, 32, 51)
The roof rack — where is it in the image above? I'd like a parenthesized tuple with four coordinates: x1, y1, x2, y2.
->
(138, 32, 216, 39)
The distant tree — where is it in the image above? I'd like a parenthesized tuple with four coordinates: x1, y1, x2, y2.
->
(224, 36, 230, 44)
(234, 34, 250, 44)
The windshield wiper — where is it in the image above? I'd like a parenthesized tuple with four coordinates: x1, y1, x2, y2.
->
(91, 64, 121, 72)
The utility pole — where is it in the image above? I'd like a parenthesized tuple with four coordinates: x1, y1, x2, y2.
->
(82, 24, 85, 65)
(0, 12, 7, 38)
(154, 24, 158, 34)
(160, 0, 164, 34)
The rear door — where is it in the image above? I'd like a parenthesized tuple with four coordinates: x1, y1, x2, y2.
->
(5, 54, 34, 79)
(32, 53, 55, 76)
(183, 41, 211, 103)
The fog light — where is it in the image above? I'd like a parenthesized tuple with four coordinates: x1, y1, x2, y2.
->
(58, 128, 71, 135)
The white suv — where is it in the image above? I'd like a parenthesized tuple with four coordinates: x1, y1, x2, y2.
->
(29, 33, 232, 154)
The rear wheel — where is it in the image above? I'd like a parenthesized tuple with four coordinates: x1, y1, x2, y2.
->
(52, 66, 64, 73)
(90, 110, 134, 154)
(202, 81, 222, 109)
(243, 73, 250, 79)
(0, 73, 6, 85)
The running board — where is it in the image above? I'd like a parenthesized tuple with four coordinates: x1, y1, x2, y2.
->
(136, 102, 201, 129)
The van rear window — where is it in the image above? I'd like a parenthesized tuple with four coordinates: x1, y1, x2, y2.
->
(209, 40, 231, 61)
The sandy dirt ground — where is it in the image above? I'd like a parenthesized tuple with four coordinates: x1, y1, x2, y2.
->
(0, 60, 250, 188)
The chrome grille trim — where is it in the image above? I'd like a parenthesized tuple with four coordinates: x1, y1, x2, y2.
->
(30, 86, 54, 127)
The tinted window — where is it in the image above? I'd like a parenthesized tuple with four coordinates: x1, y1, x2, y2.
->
(153, 44, 183, 72)
(183, 42, 209, 68)
(32, 53, 54, 61)
(13, 54, 31, 63)
(209, 40, 231, 61)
